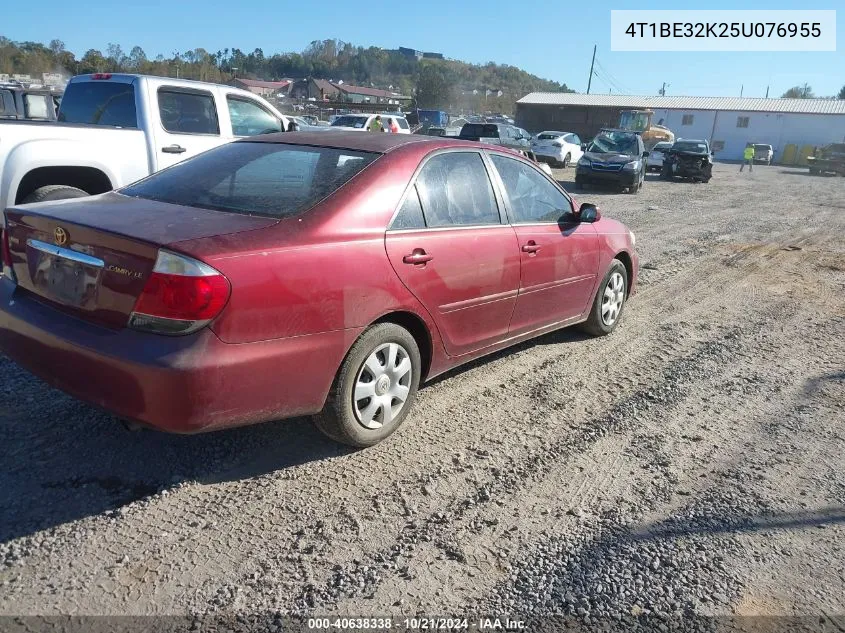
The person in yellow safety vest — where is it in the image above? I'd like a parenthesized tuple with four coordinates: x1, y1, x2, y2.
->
(368, 115, 384, 132)
(739, 143, 754, 172)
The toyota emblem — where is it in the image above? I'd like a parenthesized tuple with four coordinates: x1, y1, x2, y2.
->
(54, 227, 68, 246)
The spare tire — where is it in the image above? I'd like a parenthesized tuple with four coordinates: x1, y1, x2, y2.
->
(21, 185, 89, 204)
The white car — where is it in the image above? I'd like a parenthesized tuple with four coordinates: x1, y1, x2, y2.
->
(754, 144, 774, 165)
(329, 113, 410, 134)
(647, 141, 674, 172)
(531, 131, 584, 168)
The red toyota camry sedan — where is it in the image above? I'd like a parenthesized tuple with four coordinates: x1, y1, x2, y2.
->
(0, 132, 637, 447)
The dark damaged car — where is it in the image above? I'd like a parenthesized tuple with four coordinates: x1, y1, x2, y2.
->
(660, 139, 713, 183)
(807, 143, 845, 176)
(575, 129, 647, 194)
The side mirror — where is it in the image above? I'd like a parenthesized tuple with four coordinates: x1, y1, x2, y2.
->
(577, 203, 601, 223)
(581, 143, 587, 151)
(642, 151, 650, 157)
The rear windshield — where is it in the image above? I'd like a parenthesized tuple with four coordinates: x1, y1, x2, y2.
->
(754, 144, 772, 150)
(537, 133, 562, 140)
(58, 80, 137, 128)
(331, 115, 369, 128)
(121, 142, 379, 218)
(673, 141, 708, 153)
(24, 94, 52, 119)
(460, 124, 499, 138)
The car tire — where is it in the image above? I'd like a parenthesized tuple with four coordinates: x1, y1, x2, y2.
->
(21, 185, 89, 204)
(580, 259, 628, 337)
(313, 323, 421, 447)
(562, 153, 571, 168)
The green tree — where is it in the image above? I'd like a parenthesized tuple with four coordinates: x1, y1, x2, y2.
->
(838, 85, 845, 99)
(781, 83, 814, 98)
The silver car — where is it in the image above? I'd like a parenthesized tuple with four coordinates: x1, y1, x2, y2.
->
(647, 142, 674, 172)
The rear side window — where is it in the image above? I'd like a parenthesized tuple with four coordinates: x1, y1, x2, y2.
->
(58, 81, 138, 128)
(391, 185, 426, 229)
(0, 90, 16, 116)
(121, 142, 378, 218)
(397, 118, 409, 130)
(159, 89, 219, 135)
(415, 152, 499, 227)
(332, 115, 369, 128)
(227, 97, 282, 136)
(24, 94, 51, 119)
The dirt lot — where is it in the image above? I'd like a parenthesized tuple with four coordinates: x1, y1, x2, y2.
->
(1, 163, 844, 622)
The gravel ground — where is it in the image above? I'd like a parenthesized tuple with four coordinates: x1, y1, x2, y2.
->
(1, 163, 844, 624)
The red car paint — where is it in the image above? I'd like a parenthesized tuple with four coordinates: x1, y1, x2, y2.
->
(0, 132, 637, 433)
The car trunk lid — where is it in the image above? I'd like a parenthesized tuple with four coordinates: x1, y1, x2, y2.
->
(4, 193, 277, 329)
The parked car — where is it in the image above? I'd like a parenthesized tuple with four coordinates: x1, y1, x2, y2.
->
(807, 143, 845, 176)
(575, 129, 648, 193)
(0, 73, 291, 211)
(646, 141, 673, 172)
(329, 113, 411, 134)
(531, 131, 584, 168)
(753, 143, 774, 165)
(660, 139, 713, 183)
(0, 82, 62, 121)
(0, 132, 637, 447)
(457, 123, 530, 151)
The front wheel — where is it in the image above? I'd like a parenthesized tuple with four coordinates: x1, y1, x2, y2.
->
(581, 260, 628, 336)
(314, 323, 421, 447)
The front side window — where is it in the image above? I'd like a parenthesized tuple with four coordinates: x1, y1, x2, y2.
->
(415, 152, 499, 228)
(158, 89, 219, 135)
(121, 142, 378, 218)
(0, 90, 15, 117)
(490, 154, 571, 224)
(227, 97, 282, 136)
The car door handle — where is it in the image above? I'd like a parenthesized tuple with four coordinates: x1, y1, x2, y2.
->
(402, 250, 434, 265)
(162, 144, 186, 154)
(522, 241, 541, 254)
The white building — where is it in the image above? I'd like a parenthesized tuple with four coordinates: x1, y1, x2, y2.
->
(516, 93, 845, 161)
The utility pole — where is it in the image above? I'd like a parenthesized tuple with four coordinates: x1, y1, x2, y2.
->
(586, 45, 596, 94)
(740, 84, 744, 97)
(765, 85, 769, 98)
(659, 82, 667, 96)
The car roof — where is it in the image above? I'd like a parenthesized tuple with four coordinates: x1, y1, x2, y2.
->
(241, 130, 482, 153)
(675, 139, 707, 143)
(538, 131, 571, 135)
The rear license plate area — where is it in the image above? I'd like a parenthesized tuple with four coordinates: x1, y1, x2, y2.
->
(29, 249, 102, 309)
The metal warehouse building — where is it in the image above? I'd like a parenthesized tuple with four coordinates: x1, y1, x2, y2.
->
(516, 93, 845, 162)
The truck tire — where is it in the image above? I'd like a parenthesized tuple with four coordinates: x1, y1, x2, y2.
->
(22, 185, 89, 204)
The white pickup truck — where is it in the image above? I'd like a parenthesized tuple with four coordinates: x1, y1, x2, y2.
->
(0, 73, 291, 209)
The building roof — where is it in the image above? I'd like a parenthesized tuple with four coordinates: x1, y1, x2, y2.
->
(517, 92, 845, 115)
(334, 83, 411, 100)
(234, 78, 292, 90)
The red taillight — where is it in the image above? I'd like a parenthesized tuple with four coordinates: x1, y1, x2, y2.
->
(134, 272, 229, 320)
(130, 250, 230, 336)
(91, 73, 112, 80)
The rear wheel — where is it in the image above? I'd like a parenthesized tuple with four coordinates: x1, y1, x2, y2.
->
(562, 153, 571, 168)
(21, 185, 88, 204)
(581, 259, 628, 336)
(314, 323, 421, 447)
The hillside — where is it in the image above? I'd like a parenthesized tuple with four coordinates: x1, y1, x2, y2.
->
(0, 36, 573, 113)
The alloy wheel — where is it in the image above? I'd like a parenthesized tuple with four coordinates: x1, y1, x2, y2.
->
(353, 343, 413, 429)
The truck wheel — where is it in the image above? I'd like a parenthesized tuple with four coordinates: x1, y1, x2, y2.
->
(22, 185, 88, 204)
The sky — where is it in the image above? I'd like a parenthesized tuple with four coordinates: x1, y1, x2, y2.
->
(3, 0, 843, 98)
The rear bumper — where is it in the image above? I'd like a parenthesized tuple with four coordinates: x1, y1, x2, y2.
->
(0, 280, 359, 433)
(533, 147, 565, 162)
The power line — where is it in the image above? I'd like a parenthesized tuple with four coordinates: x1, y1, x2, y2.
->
(594, 59, 632, 94)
